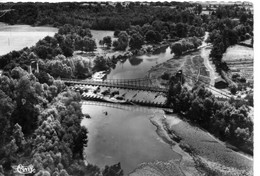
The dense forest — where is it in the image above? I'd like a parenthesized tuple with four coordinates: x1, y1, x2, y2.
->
(0, 1, 254, 175)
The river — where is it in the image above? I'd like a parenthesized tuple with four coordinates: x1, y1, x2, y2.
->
(81, 103, 181, 174)
(0, 22, 57, 56)
(107, 47, 174, 79)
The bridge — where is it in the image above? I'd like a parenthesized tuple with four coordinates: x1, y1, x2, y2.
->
(61, 72, 232, 100)
(62, 77, 168, 93)
(81, 101, 171, 113)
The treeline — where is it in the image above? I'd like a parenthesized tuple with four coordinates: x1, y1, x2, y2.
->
(100, 20, 205, 52)
(128, 21, 205, 44)
(212, 4, 253, 21)
(1, 2, 252, 34)
(1, 2, 207, 31)
(0, 24, 96, 80)
(167, 79, 253, 154)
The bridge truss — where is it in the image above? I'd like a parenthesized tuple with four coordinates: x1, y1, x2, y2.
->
(62, 72, 232, 98)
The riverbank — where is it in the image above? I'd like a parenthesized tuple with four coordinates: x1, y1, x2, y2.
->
(157, 114, 253, 175)
(129, 112, 253, 176)
(133, 114, 202, 176)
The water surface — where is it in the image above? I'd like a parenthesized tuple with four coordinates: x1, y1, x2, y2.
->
(81, 103, 180, 174)
(107, 47, 174, 79)
(0, 23, 57, 56)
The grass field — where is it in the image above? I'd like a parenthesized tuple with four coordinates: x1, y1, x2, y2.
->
(222, 45, 254, 82)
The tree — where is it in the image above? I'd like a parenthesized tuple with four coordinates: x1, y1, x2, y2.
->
(35, 45, 49, 60)
(73, 59, 91, 79)
(11, 67, 27, 79)
(113, 32, 128, 51)
(129, 32, 144, 49)
(240, 14, 248, 24)
(112, 40, 120, 49)
(12, 123, 26, 150)
(171, 43, 182, 55)
(0, 90, 14, 146)
(60, 44, 73, 57)
(93, 56, 109, 71)
(73, 126, 88, 159)
(46, 60, 72, 78)
(99, 40, 104, 46)
(145, 30, 157, 43)
(114, 30, 120, 37)
(103, 163, 123, 176)
(12, 74, 39, 135)
(229, 84, 237, 95)
(196, 4, 202, 14)
(103, 36, 112, 48)
(75, 36, 96, 52)
(82, 37, 96, 51)
(175, 23, 188, 38)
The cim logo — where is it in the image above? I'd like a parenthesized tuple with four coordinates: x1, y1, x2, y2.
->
(13, 164, 35, 174)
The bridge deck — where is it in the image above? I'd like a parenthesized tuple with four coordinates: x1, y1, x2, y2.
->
(62, 79, 168, 93)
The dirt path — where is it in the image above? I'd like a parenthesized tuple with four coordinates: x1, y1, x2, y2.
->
(202, 50, 216, 86)
(200, 32, 217, 86)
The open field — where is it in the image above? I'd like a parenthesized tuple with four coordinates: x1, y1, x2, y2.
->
(222, 45, 254, 82)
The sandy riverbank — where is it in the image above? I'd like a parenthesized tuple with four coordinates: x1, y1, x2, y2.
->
(130, 113, 253, 176)
(129, 114, 202, 176)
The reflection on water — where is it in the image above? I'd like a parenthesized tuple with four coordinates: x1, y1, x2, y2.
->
(128, 57, 143, 66)
(107, 47, 174, 79)
(81, 104, 180, 174)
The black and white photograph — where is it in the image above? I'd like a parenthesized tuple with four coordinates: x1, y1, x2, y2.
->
(0, 0, 256, 175)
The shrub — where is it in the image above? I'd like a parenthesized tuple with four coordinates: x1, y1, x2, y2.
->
(161, 72, 170, 80)
(229, 84, 238, 95)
